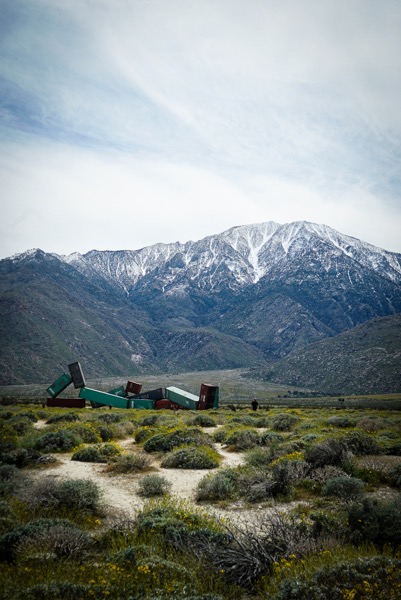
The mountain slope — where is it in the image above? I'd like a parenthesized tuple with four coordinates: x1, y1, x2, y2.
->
(254, 313, 401, 394)
(1, 221, 401, 386)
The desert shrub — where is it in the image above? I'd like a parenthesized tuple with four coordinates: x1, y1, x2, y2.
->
(97, 412, 124, 424)
(137, 474, 172, 497)
(212, 427, 231, 443)
(271, 413, 300, 432)
(198, 509, 308, 589)
(134, 498, 224, 549)
(260, 431, 284, 445)
(30, 429, 81, 453)
(0, 464, 26, 497)
(346, 497, 401, 548)
(112, 421, 135, 438)
(229, 415, 261, 427)
(301, 434, 319, 442)
(272, 556, 401, 600)
(195, 468, 239, 502)
(135, 426, 163, 444)
(0, 421, 19, 455)
(344, 431, 383, 455)
(16, 522, 93, 561)
(0, 499, 18, 535)
(9, 416, 34, 435)
(389, 464, 401, 488)
(45, 412, 80, 424)
(238, 462, 294, 502)
(0, 447, 42, 468)
(63, 423, 101, 444)
(190, 413, 216, 427)
(386, 442, 401, 456)
(161, 446, 221, 469)
(112, 545, 137, 565)
(71, 443, 122, 463)
(322, 476, 365, 499)
(15, 411, 38, 423)
(17, 581, 91, 600)
(309, 465, 348, 484)
(0, 518, 79, 562)
(143, 427, 213, 453)
(356, 416, 387, 432)
(224, 428, 260, 451)
(327, 416, 355, 428)
(245, 446, 278, 467)
(20, 477, 102, 514)
(0, 411, 13, 420)
(305, 438, 348, 468)
(97, 425, 114, 441)
(107, 452, 152, 473)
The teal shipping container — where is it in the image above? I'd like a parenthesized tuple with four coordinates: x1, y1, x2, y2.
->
(133, 399, 155, 410)
(108, 385, 127, 397)
(46, 373, 73, 398)
(165, 387, 199, 410)
(79, 387, 130, 409)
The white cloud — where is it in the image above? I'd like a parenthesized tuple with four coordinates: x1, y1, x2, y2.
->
(1, 0, 401, 258)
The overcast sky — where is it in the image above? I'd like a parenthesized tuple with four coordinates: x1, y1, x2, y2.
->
(1, 0, 401, 259)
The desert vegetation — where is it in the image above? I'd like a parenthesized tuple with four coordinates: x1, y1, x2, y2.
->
(0, 399, 400, 599)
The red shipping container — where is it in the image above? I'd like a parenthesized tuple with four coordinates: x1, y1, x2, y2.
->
(47, 398, 86, 408)
(125, 381, 142, 395)
(199, 384, 218, 410)
(155, 399, 184, 410)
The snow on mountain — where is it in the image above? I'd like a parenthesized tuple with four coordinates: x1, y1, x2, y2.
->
(57, 221, 401, 296)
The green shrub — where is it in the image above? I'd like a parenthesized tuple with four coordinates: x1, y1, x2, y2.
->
(245, 446, 277, 467)
(0, 464, 26, 497)
(260, 431, 284, 445)
(30, 429, 81, 453)
(9, 416, 34, 435)
(327, 416, 355, 428)
(97, 425, 114, 441)
(143, 427, 213, 453)
(272, 556, 401, 600)
(0, 421, 19, 455)
(389, 464, 401, 488)
(107, 452, 152, 473)
(386, 442, 401, 456)
(0, 411, 14, 420)
(63, 423, 101, 444)
(0, 518, 79, 562)
(71, 443, 122, 463)
(195, 469, 238, 502)
(305, 438, 348, 468)
(322, 476, 365, 499)
(344, 431, 383, 455)
(137, 474, 172, 497)
(347, 497, 401, 548)
(0, 447, 42, 468)
(161, 446, 221, 469)
(135, 426, 162, 444)
(18, 581, 91, 600)
(271, 413, 300, 431)
(190, 414, 217, 427)
(97, 412, 124, 424)
(238, 462, 294, 502)
(45, 412, 80, 424)
(20, 477, 103, 514)
(224, 428, 260, 451)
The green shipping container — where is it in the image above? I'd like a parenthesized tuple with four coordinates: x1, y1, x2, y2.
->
(108, 385, 127, 397)
(165, 387, 199, 410)
(133, 399, 155, 409)
(46, 373, 73, 398)
(79, 387, 130, 409)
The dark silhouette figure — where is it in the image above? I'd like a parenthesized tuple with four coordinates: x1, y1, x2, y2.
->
(251, 399, 259, 411)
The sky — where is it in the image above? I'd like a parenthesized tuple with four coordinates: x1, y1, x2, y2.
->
(1, 0, 401, 259)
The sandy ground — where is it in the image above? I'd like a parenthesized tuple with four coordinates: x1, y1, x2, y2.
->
(29, 422, 251, 522)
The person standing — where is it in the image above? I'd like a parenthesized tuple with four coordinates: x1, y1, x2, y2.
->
(251, 398, 259, 411)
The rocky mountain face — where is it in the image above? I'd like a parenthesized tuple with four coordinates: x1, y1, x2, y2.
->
(252, 313, 401, 394)
(1, 221, 401, 387)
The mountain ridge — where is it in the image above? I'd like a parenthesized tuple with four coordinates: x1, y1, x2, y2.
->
(1, 220, 401, 387)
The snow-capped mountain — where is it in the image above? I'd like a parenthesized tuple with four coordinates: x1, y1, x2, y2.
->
(1, 221, 401, 385)
(60, 221, 401, 294)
